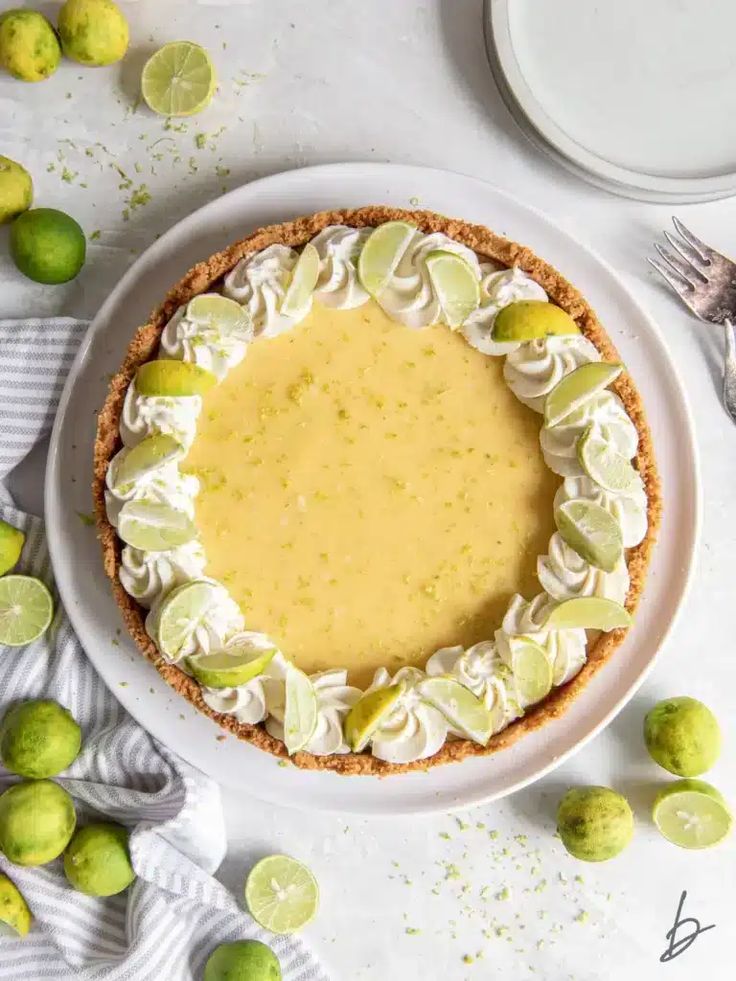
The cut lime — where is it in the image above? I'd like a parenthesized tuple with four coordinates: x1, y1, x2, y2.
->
(187, 293, 248, 330)
(117, 501, 196, 552)
(425, 250, 481, 328)
(357, 221, 416, 296)
(0, 520, 25, 576)
(577, 425, 640, 494)
(543, 596, 632, 632)
(282, 667, 317, 755)
(0, 576, 53, 647)
(0, 873, 31, 937)
(282, 243, 319, 317)
(141, 41, 216, 117)
(506, 637, 553, 707)
(653, 779, 732, 849)
(136, 360, 217, 397)
(492, 300, 579, 342)
(111, 434, 183, 490)
(344, 684, 404, 752)
(555, 499, 623, 573)
(187, 644, 276, 689)
(245, 854, 319, 934)
(419, 676, 492, 744)
(156, 580, 221, 660)
(544, 362, 623, 428)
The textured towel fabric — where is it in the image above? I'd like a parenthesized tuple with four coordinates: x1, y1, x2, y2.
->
(0, 319, 329, 981)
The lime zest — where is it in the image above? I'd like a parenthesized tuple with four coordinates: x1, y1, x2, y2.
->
(282, 243, 320, 317)
(283, 666, 318, 755)
(244, 854, 319, 934)
(544, 362, 623, 428)
(357, 221, 416, 296)
(425, 251, 481, 328)
(0, 575, 53, 647)
(344, 683, 404, 752)
(543, 596, 632, 632)
(418, 676, 492, 745)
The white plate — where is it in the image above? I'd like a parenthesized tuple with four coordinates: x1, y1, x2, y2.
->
(486, 0, 736, 203)
(45, 162, 699, 815)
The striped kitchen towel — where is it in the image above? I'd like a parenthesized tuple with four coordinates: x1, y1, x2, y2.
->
(0, 318, 329, 981)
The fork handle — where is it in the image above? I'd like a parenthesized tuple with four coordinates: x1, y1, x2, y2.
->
(723, 319, 736, 424)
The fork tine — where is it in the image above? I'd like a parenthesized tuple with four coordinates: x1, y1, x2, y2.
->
(672, 217, 712, 263)
(654, 243, 698, 287)
(664, 231, 709, 280)
(647, 257, 697, 307)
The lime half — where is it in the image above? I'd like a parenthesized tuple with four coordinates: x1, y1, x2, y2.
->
(653, 779, 732, 849)
(0, 520, 25, 576)
(245, 854, 319, 934)
(156, 580, 221, 661)
(577, 425, 640, 494)
(555, 499, 623, 572)
(136, 360, 217, 397)
(283, 667, 317, 755)
(357, 221, 416, 296)
(544, 362, 623, 428)
(425, 251, 480, 328)
(543, 596, 632, 632)
(507, 637, 553, 707)
(187, 645, 276, 689)
(117, 501, 196, 552)
(0, 873, 32, 937)
(141, 41, 216, 117)
(344, 684, 404, 752)
(492, 300, 579, 342)
(111, 434, 183, 490)
(282, 243, 320, 317)
(0, 576, 53, 647)
(419, 676, 492, 745)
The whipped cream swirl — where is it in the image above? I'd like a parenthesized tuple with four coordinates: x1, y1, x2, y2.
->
(311, 225, 371, 309)
(540, 391, 639, 477)
(265, 668, 362, 755)
(119, 540, 207, 608)
(120, 383, 202, 450)
(503, 336, 600, 412)
(145, 581, 245, 662)
(104, 450, 199, 528)
(202, 639, 286, 725)
(365, 666, 448, 763)
(495, 593, 586, 687)
(462, 266, 548, 356)
(223, 244, 308, 337)
(426, 642, 522, 734)
(161, 294, 253, 378)
(538, 533, 630, 605)
(555, 475, 647, 549)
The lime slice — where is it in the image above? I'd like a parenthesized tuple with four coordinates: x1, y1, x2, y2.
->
(0, 520, 25, 576)
(507, 638, 552, 707)
(187, 293, 248, 330)
(357, 221, 416, 296)
(111, 434, 183, 491)
(577, 425, 640, 494)
(117, 501, 196, 552)
(155, 580, 222, 660)
(492, 300, 580, 342)
(344, 684, 404, 752)
(187, 644, 276, 689)
(283, 666, 318, 755)
(136, 360, 217, 397)
(245, 854, 319, 934)
(425, 251, 481, 328)
(141, 41, 216, 117)
(418, 676, 492, 745)
(555, 499, 624, 572)
(0, 873, 32, 937)
(653, 779, 732, 849)
(282, 243, 320, 317)
(543, 596, 632, 631)
(0, 575, 53, 647)
(544, 362, 623, 428)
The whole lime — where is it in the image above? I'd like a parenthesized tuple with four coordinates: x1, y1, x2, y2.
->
(57, 0, 129, 67)
(10, 208, 86, 285)
(0, 872, 32, 937)
(557, 786, 634, 862)
(0, 156, 32, 224)
(0, 780, 76, 866)
(644, 696, 721, 777)
(64, 822, 135, 896)
(0, 518, 25, 575)
(204, 941, 282, 981)
(0, 10, 61, 82)
(0, 700, 82, 779)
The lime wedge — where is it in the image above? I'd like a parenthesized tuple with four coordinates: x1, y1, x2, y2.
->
(111, 434, 183, 491)
(544, 362, 624, 428)
(555, 499, 624, 572)
(187, 644, 276, 689)
(141, 41, 216, 117)
(187, 293, 249, 329)
(245, 854, 319, 934)
(492, 300, 580, 342)
(117, 501, 196, 552)
(419, 676, 492, 745)
(0, 575, 53, 647)
(0, 520, 25, 576)
(136, 360, 217, 397)
(543, 596, 632, 631)
(282, 243, 320, 317)
(577, 425, 641, 493)
(357, 221, 416, 296)
(424, 250, 481, 328)
(344, 684, 404, 752)
(283, 666, 317, 755)
(0, 873, 31, 937)
(506, 637, 552, 707)
(156, 580, 222, 660)
(653, 779, 732, 849)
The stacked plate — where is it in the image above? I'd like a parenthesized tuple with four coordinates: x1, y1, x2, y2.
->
(484, 0, 736, 203)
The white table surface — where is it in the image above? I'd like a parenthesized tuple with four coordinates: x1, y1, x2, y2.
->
(2, 2, 735, 978)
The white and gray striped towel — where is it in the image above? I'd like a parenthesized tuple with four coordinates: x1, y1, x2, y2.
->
(0, 318, 329, 981)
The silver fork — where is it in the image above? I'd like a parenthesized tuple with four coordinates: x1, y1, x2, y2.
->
(648, 217, 736, 424)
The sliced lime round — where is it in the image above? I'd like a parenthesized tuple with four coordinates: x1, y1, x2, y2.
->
(156, 580, 222, 660)
(0, 575, 53, 647)
(357, 221, 416, 296)
(653, 779, 732, 849)
(282, 243, 320, 317)
(111, 434, 183, 491)
(0, 520, 25, 576)
(418, 676, 492, 744)
(282, 666, 318, 755)
(425, 250, 481, 328)
(117, 501, 196, 552)
(577, 425, 640, 494)
(136, 360, 217, 397)
(141, 41, 216, 117)
(544, 362, 623, 428)
(245, 854, 319, 935)
(492, 300, 579, 342)
(187, 644, 276, 689)
(0, 873, 32, 937)
(555, 499, 624, 572)
(507, 637, 552, 707)
(344, 683, 404, 752)
(543, 596, 632, 632)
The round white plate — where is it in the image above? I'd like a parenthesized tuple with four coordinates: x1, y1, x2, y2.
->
(45, 162, 699, 815)
(485, 0, 736, 203)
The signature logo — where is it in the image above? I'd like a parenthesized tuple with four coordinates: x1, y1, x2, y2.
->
(660, 890, 715, 962)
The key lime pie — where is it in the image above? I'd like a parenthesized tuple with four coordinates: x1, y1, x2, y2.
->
(93, 207, 660, 774)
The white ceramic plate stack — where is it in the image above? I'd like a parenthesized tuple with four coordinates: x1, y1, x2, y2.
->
(484, 0, 736, 202)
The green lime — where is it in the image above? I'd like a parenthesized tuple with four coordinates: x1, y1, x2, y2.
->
(0, 873, 32, 937)
(0, 156, 32, 224)
(187, 644, 276, 689)
(543, 596, 632, 632)
(136, 359, 217, 397)
(425, 250, 481, 328)
(0, 519, 25, 575)
(0, 10, 61, 82)
(577, 425, 640, 494)
(544, 362, 623, 428)
(187, 293, 249, 329)
(64, 822, 135, 896)
(653, 779, 732, 849)
(0, 700, 81, 779)
(156, 580, 222, 660)
(357, 221, 416, 296)
(492, 300, 580, 342)
(283, 667, 317, 754)
(245, 855, 319, 935)
(57, 0, 128, 66)
(282, 243, 320, 317)
(0, 575, 53, 647)
(204, 940, 281, 981)
(344, 683, 404, 752)
(0, 780, 76, 867)
(506, 637, 553, 707)
(141, 41, 216, 117)
(10, 208, 86, 285)
(111, 433, 184, 491)
(557, 786, 634, 862)
(117, 501, 196, 552)
(555, 499, 623, 573)
(419, 676, 492, 744)
(644, 697, 721, 777)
